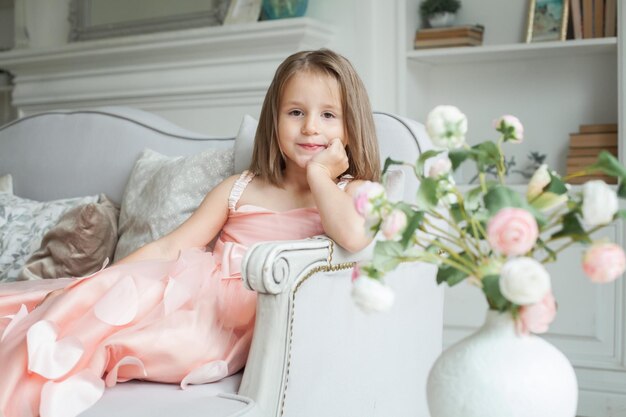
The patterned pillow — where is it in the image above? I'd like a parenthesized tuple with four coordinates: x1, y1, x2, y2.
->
(0, 193, 99, 282)
(114, 148, 234, 261)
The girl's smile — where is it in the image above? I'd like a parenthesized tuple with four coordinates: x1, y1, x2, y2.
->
(277, 70, 346, 170)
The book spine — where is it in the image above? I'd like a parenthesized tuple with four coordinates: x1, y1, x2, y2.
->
(604, 0, 617, 37)
(570, 0, 583, 39)
(582, 0, 594, 38)
(579, 123, 618, 133)
(593, 0, 604, 38)
(569, 132, 618, 148)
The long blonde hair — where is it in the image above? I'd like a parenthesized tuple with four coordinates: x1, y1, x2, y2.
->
(249, 49, 380, 185)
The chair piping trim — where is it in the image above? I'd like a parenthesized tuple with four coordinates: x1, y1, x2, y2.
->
(279, 239, 354, 417)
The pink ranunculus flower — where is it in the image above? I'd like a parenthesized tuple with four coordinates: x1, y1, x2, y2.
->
(353, 181, 386, 218)
(494, 114, 524, 143)
(582, 242, 626, 283)
(516, 291, 557, 335)
(487, 208, 539, 256)
(428, 157, 452, 178)
(381, 209, 408, 240)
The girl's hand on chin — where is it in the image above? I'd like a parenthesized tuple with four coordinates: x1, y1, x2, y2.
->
(307, 138, 349, 179)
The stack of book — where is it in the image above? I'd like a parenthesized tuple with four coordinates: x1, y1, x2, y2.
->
(414, 25, 484, 49)
(566, 123, 618, 184)
(569, 0, 617, 39)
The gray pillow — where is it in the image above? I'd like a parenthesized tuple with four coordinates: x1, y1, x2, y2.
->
(114, 148, 234, 261)
(0, 192, 99, 282)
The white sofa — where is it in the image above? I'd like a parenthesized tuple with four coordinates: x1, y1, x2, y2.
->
(0, 107, 443, 417)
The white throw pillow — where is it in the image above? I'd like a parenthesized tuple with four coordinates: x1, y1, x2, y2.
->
(233, 114, 258, 174)
(114, 148, 235, 261)
(0, 174, 13, 194)
(0, 193, 99, 282)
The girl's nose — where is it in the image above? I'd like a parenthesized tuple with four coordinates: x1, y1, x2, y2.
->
(301, 116, 319, 135)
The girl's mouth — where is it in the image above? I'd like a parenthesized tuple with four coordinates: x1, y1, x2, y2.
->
(298, 144, 326, 151)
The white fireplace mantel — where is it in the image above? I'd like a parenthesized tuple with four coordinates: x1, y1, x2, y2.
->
(0, 17, 334, 133)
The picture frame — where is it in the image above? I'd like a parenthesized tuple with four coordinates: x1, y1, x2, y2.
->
(222, 0, 262, 25)
(525, 0, 569, 43)
(69, 0, 230, 42)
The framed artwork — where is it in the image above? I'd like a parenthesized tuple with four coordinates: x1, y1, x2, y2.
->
(222, 0, 262, 25)
(525, 0, 569, 42)
(69, 0, 230, 42)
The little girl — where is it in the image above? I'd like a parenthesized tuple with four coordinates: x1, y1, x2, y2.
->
(0, 48, 381, 417)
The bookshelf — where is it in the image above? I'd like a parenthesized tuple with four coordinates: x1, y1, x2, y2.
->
(397, 1, 626, 416)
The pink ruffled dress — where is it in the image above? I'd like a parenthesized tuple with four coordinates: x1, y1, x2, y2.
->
(0, 171, 330, 417)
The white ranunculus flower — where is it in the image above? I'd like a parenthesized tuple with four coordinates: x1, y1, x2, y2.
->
(526, 164, 551, 201)
(426, 105, 468, 149)
(499, 257, 551, 305)
(351, 275, 395, 313)
(582, 180, 618, 227)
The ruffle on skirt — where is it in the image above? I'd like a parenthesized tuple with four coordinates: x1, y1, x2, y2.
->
(0, 248, 257, 417)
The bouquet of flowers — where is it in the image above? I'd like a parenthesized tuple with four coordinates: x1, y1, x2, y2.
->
(351, 105, 626, 334)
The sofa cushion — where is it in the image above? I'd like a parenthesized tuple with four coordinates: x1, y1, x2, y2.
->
(0, 193, 99, 282)
(18, 195, 119, 280)
(114, 148, 234, 261)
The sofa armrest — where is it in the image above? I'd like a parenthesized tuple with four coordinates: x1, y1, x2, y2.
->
(239, 237, 443, 417)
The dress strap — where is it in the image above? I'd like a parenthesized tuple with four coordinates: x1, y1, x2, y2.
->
(337, 174, 354, 191)
(228, 170, 256, 210)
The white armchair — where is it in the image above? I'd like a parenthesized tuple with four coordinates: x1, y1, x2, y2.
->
(0, 108, 443, 417)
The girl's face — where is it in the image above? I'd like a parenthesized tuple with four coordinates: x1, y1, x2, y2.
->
(277, 70, 347, 170)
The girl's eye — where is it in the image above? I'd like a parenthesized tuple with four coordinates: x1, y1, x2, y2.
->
(322, 112, 335, 119)
(289, 110, 303, 117)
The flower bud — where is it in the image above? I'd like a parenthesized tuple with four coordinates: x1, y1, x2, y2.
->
(582, 180, 618, 227)
(527, 164, 551, 201)
(426, 105, 468, 149)
(381, 209, 408, 240)
(582, 242, 626, 283)
(351, 273, 395, 313)
(494, 114, 524, 143)
(428, 157, 452, 178)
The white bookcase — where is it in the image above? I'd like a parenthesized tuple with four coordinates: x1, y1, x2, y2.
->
(396, 1, 626, 416)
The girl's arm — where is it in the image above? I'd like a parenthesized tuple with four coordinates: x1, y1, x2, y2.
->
(115, 175, 238, 265)
(307, 139, 372, 253)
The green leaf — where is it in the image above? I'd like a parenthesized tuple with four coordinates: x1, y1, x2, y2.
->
(372, 241, 404, 272)
(464, 186, 483, 211)
(616, 209, 626, 220)
(436, 264, 468, 287)
(448, 149, 471, 171)
(382, 157, 404, 176)
(551, 211, 591, 243)
(483, 185, 547, 226)
(449, 203, 464, 223)
(482, 275, 510, 312)
(589, 151, 626, 178)
(483, 186, 525, 215)
(400, 210, 425, 248)
(416, 150, 444, 178)
(618, 181, 626, 199)
(416, 177, 439, 210)
(545, 171, 568, 195)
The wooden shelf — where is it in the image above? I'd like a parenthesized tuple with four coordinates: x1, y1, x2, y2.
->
(407, 38, 617, 65)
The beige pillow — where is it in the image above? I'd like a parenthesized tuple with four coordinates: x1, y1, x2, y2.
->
(18, 195, 119, 280)
(114, 148, 234, 261)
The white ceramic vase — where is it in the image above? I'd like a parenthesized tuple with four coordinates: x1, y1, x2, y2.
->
(427, 310, 578, 417)
(427, 12, 456, 28)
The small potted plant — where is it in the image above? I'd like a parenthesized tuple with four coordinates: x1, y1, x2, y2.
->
(420, 0, 461, 27)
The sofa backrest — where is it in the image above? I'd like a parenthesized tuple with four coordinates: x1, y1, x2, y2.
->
(0, 107, 431, 203)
